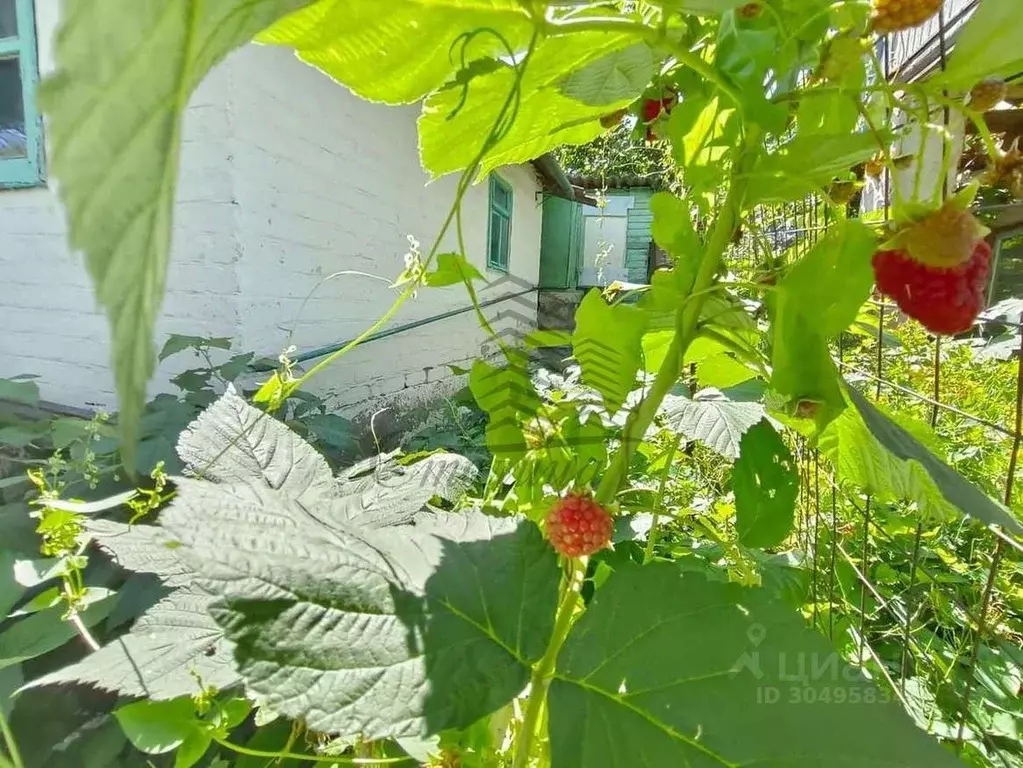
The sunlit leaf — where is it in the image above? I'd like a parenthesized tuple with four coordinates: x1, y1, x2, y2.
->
(259, 0, 533, 104)
(659, 388, 767, 459)
(421, 31, 642, 177)
(931, 2, 1023, 91)
(573, 291, 647, 414)
(733, 421, 798, 548)
(821, 386, 1023, 535)
(560, 43, 655, 106)
(549, 564, 961, 767)
(778, 220, 876, 338)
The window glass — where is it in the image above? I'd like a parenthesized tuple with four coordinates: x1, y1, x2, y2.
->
(494, 181, 511, 212)
(0, 56, 26, 159)
(0, 0, 16, 38)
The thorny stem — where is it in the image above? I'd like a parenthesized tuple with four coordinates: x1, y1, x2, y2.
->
(595, 127, 761, 507)
(512, 558, 586, 768)
(644, 433, 683, 564)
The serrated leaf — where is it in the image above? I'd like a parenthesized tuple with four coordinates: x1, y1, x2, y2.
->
(659, 389, 767, 459)
(469, 358, 540, 461)
(747, 133, 881, 204)
(733, 421, 798, 548)
(549, 564, 961, 767)
(259, 0, 533, 105)
(26, 588, 238, 700)
(560, 43, 654, 106)
(176, 387, 334, 505)
(41, 0, 313, 457)
(573, 291, 647, 414)
(159, 335, 231, 363)
(420, 31, 640, 178)
(931, 2, 1023, 91)
(87, 519, 192, 587)
(161, 486, 560, 737)
(777, 220, 876, 338)
(822, 386, 1023, 535)
(769, 290, 845, 427)
(425, 252, 486, 287)
(650, 193, 700, 269)
(696, 353, 757, 390)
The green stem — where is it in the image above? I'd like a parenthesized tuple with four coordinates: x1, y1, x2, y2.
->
(209, 734, 410, 765)
(594, 127, 760, 507)
(644, 433, 682, 564)
(0, 710, 23, 768)
(512, 559, 586, 768)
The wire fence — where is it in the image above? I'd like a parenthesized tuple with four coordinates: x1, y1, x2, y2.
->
(728, 12, 1023, 758)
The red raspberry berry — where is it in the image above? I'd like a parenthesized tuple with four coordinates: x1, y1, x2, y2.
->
(872, 240, 992, 336)
(642, 98, 663, 123)
(870, 0, 942, 34)
(545, 493, 613, 558)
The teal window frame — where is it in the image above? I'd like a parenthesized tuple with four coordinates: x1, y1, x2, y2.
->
(487, 174, 512, 271)
(0, 0, 44, 189)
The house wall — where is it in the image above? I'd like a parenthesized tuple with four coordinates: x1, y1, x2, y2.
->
(0, 0, 241, 409)
(0, 2, 543, 416)
(225, 43, 542, 413)
(624, 188, 654, 283)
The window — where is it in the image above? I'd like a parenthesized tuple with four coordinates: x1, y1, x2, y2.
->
(0, 0, 42, 188)
(487, 174, 512, 271)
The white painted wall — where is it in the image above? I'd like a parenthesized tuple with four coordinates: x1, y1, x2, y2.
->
(0, 2, 543, 416)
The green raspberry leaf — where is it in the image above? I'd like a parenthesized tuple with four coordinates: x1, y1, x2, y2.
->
(822, 386, 1023, 535)
(549, 564, 963, 767)
(161, 481, 560, 737)
(258, 0, 533, 105)
(573, 290, 648, 414)
(733, 420, 798, 548)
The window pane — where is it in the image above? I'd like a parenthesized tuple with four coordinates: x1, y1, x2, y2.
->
(0, 56, 25, 159)
(489, 210, 502, 265)
(493, 182, 511, 212)
(0, 0, 15, 38)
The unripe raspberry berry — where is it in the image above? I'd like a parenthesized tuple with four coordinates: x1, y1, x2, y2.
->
(900, 206, 988, 268)
(738, 2, 763, 19)
(872, 240, 991, 335)
(829, 181, 857, 205)
(600, 108, 628, 129)
(870, 0, 942, 34)
(545, 493, 613, 558)
(969, 79, 1008, 113)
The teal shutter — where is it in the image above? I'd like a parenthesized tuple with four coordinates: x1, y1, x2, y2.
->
(0, 0, 43, 188)
(487, 174, 512, 271)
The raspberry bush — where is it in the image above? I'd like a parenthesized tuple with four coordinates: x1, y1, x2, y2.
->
(10, 1, 1023, 767)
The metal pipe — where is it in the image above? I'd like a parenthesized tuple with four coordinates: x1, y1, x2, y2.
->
(249, 286, 539, 372)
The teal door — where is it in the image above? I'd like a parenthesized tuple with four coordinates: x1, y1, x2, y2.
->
(540, 196, 582, 289)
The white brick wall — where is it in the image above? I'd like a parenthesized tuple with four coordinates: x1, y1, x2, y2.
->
(0, 3, 542, 416)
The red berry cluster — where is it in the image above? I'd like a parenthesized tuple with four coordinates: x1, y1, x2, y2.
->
(545, 493, 613, 558)
(872, 240, 992, 335)
(641, 92, 677, 142)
